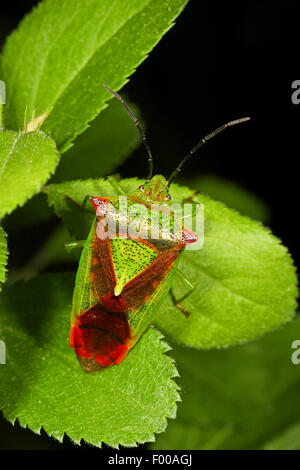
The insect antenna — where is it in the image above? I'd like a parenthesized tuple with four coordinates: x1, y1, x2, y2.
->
(167, 116, 250, 189)
(103, 84, 154, 182)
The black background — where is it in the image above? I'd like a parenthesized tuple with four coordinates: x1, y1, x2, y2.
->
(0, 0, 299, 450)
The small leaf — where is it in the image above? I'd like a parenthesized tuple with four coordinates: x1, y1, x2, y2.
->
(45, 178, 298, 348)
(0, 130, 59, 219)
(0, 273, 179, 448)
(52, 98, 140, 182)
(0, 226, 7, 289)
(151, 317, 300, 450)
(0, 0, 188, 151)
(182, 174, 270, 223)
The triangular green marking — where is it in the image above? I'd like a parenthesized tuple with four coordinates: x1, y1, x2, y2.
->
(110, 238, 158, 296)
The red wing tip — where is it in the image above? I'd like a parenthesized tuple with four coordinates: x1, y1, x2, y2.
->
(182, 229, 198, 245)
(70, 324, 131, 372)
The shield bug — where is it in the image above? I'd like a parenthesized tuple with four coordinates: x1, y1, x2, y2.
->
(67, 85, 249, 372)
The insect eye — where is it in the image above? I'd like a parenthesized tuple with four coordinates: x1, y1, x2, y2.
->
(165, 194, 171, 200)
(139, 185, 144, 192)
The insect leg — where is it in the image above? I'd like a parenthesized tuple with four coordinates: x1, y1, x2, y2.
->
(169, 289, 191, 317)
(65, 240, 86, 252)
(174, 202, 199, 221)
(182, 189, 199, 203)
(65, 195, 94, 213)
(81, 195, 94, 209)
(106, 175, 126, 195)
(169, 270, 195, 317)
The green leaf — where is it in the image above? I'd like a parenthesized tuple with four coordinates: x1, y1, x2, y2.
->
(182, 174, 270, 223)
(151, 317, 300, 450)
(263, 421, 300, 450)
(0, 130, 59, 219)
(0, 78, 4, 128)
(45, 177, 298, 348)
(52, 97, 140, 182)
(0, 273, 179, 448)
(0, 226, 7, 289)
(0, 0, 188, 152)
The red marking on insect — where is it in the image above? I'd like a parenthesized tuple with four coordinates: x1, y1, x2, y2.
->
(70, 293, 132, 370)
(182, 229, 198, 245)
(91, 197, 110, 213)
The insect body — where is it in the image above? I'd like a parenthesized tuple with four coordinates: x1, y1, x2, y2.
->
(70, 176, 197, 372)
(69, 85, 249, 372)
